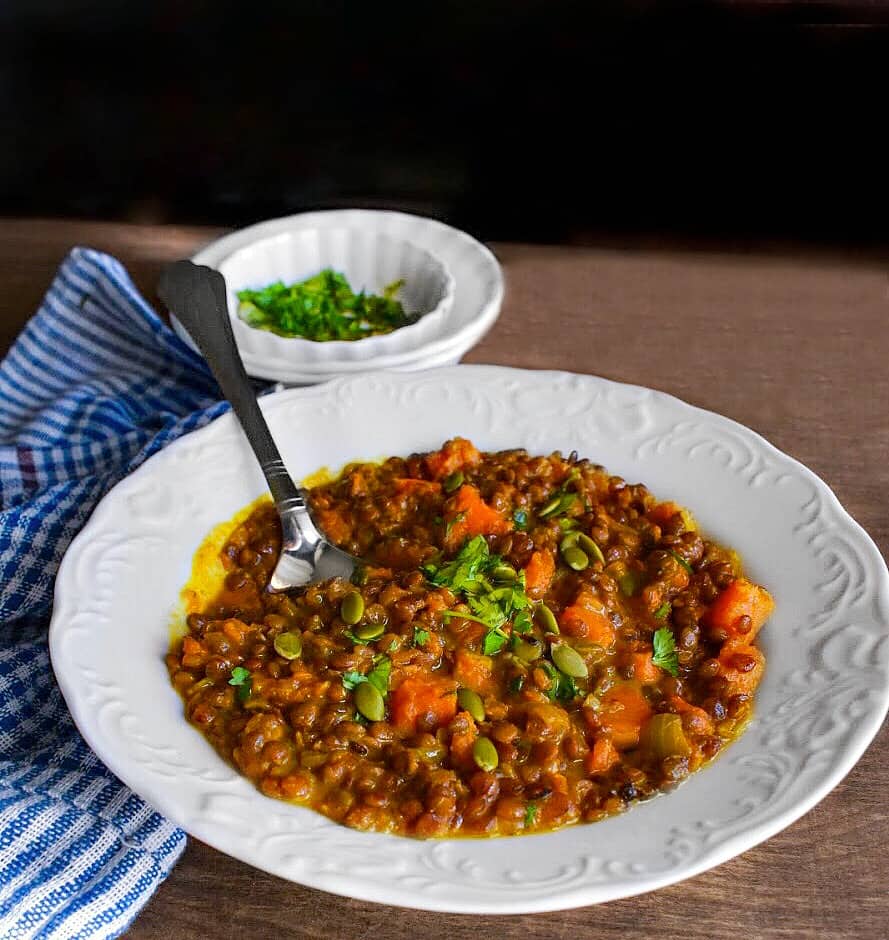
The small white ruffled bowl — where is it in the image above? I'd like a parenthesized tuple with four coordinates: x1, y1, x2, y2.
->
(218, 227, 455, 364)
(174, 209, 505, 384)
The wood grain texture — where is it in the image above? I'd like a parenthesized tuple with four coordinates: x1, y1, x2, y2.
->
(1, 220, 886, 939)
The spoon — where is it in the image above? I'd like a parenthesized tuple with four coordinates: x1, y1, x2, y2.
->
(158, 260, 358, 591)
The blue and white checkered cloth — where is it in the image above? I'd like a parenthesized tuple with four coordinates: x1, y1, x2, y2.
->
(0, 248, 236, 938)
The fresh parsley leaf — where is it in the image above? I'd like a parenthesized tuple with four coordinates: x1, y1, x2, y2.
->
(423, 535, 492, 591)
(467, 593, 507, 631)
(524, 802, 538, 827)
(228, 666, 251, 686)
(512, 610, 533, 635)
(342, 657, 391, 696)
(652, 627, 679, 677)
(228, 666, 252, 703)
(541, 662, 579, 701)
(513, 509, 529, 531)
(366, 655, 391, 695)
(413, 627, 430, 647)
(482, 629, 509, 656)
(342, 670, 367, 691)
(430, 535, 532, 659)
(653, 601, 672, 620)
(236, 269, 413, 342)
(442, 609, 494, 628)
(555, 673, 579, 701)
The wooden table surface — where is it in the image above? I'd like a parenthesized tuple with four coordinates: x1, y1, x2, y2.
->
(2, 220, 887, 939)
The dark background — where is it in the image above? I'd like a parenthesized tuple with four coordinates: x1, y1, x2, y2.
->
(2, 0, 888, 248)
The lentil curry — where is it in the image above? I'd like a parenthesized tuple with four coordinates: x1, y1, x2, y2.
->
(167, 439, 772, 837)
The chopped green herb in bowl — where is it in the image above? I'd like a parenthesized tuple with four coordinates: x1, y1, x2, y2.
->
(237, 269, 418, 342)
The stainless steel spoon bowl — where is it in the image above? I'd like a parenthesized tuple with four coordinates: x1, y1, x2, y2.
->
(158, 260, 358, 591)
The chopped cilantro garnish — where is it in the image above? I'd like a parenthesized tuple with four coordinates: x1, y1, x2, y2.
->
(428, 535, 532, 658)
(540, 661, 579, 701)
(512, 610, 533, 635)
(653, 601, 672, 620)
(413, 627, 430, 647)
(482, 628, 509, 656)
(513, 509, 529, 531)
(228, 666, 250, 686)
(524, 802, 538, 827)
(342, 656, 392, 695)
(228, 665, 252, 703)
(341, 670, 366, 691)
(652, 627, 679, 677)
(423, 535, 491, 591)
(237, 270, 413, 342)
(366, 655, 391, 694)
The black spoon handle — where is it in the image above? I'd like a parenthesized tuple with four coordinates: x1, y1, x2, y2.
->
(158, 260, 303, 509)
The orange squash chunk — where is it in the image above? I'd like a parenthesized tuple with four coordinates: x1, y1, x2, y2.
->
(597, 683, 653, 749)
(453, 649, 494, 694)
(628, 650, 661, 685)
(559, 590, 615, 647)
(705, 578, 774, 640)
(718, 637, 766, 697)
(444, 484, 512, 549)
(390, 675, 458, 734)
(585, 737, 620, 775)
(523, 550, 555, 598)
(424, 438, 481, 480)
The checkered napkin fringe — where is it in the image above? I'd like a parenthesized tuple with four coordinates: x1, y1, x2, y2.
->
(0, 248, 231, 938)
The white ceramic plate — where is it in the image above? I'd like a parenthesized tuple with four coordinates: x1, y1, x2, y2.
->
(172, 211, 504, 384)
(50, 366, 889, 913)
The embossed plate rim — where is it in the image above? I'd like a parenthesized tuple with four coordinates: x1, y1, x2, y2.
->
(49, 365, 889, 913)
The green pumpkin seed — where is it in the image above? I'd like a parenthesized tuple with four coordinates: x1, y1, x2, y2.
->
(443, 470, 464, 493)
(354, 681, 385, 722)
(576, 533, 605, 564)
(513, 638, 543, 662)
(552, 643, 589, 678)
(535, 603, 560, 634)
(340, 591, 365, 626)
(273, 631, 303, 660)
(538, 495, 562, 518)
(561, 545, 589, 571)
(456, 688, 486, 722)
(472, 736, 499, 771)
(491, 563, 518, 583)
(559, 531, 581, 552)
(354, 621, 384, 641)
